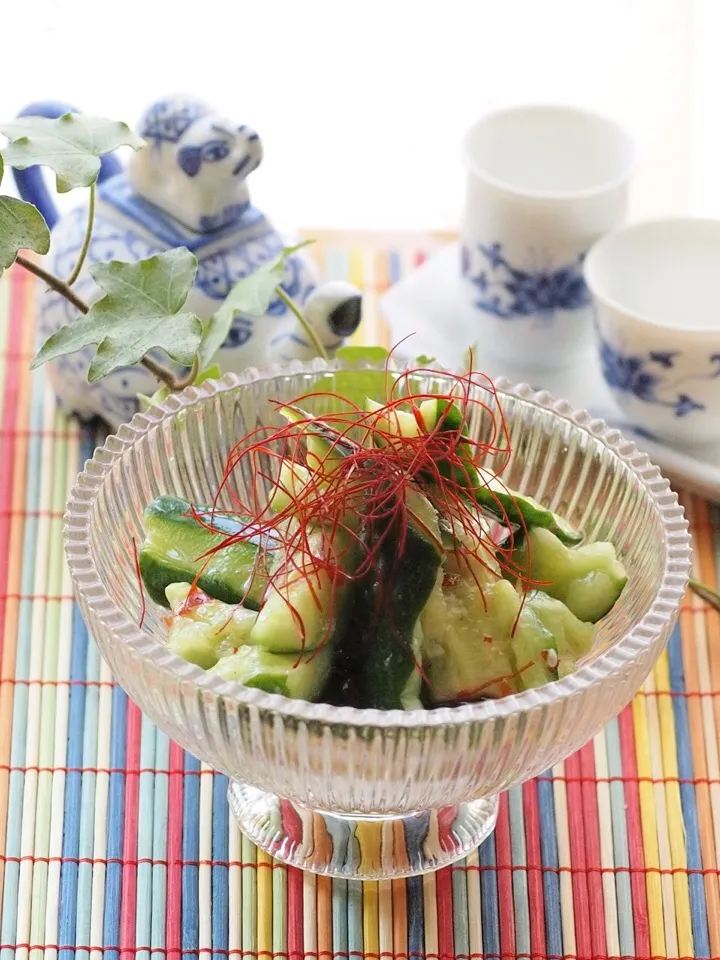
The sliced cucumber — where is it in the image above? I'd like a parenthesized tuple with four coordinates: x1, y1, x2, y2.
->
(248, 527, 358, 653)
(210, 644, 333, 701)
(277, 403, 352, 477)
(164, 582, 258, 669)
(474, 470, 583, 546)
(418, 397, 466, 434)
(523, 589, 596, 676)
(512, 527, 628, 623)
(363, 394, 582, 546)
(364, 397, 420, 442)
(139, 495, 270, 609)
(357, 487, 443, 710)
(511, 603, 559, 690)
(424, 577, 522, 702)
(268, 461, 312, 513)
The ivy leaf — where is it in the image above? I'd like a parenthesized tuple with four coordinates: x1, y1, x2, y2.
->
(197, 241, 313, 369)
(1, 113, 145, 193)
(31, 248, 202, 382)
(0, 184, 50, 276)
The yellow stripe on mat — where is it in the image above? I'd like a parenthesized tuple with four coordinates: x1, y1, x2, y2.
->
(632, 688, 666, 956)
(654, 653, 693, 957)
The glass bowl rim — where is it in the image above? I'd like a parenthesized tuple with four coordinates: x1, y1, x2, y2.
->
(64, 357, 692, 731)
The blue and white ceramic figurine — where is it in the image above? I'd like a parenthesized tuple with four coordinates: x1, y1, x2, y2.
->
(585, 217, 720, 446)
(12, 96, 362, 427)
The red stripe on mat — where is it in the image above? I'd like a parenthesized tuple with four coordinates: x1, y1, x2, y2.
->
(120, 702, 142, 960)
(564, 752, 592, 959)
(522, 780, 546, 960)
(166, 740, 185, 960)
(579, 742, 607, 958)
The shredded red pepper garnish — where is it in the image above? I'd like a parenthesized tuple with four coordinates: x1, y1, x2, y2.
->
(143, 357, 547, 703)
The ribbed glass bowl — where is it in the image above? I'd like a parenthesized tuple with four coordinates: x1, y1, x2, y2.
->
(65, 360, 691, 879)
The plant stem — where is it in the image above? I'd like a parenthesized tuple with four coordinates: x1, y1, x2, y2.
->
(16, 253, 91, 313)
(689, 578, 720, 613)
(140, 353, 188, 389)
(172, 355, 199, 391)
(66, 182, 95, 286)
(275, 285, 329, 360)
(16, 253, 188, 393)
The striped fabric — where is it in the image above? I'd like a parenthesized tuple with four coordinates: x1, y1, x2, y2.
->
(0, 234, 718, 959)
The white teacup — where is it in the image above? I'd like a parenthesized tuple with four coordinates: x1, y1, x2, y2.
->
(461, 104, 633, 370)
(584, 217, 720, 446)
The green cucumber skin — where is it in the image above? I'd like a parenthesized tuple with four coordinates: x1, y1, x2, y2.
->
(474, 486, 583, 546)
(139, 495, 269, 610)
(357, 513, 442, 711)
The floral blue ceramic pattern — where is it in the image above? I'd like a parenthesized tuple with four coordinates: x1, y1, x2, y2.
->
(139, 98, 211, 146)
(461, 242, 590, 321)
(599, 339, 720, 418)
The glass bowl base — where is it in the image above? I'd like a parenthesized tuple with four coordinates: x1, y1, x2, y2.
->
(227, 781, 500, 879)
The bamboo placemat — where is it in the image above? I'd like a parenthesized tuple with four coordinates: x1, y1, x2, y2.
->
(0, 232, 718, 959)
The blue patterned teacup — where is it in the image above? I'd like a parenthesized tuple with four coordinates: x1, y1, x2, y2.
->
(585, 217, 720, 446)
(460, 104, 633, 371)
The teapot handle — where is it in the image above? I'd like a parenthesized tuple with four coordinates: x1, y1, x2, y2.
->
(10, 101, 123, 229)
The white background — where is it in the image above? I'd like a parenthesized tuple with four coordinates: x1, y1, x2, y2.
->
(0, 0, 719, 232)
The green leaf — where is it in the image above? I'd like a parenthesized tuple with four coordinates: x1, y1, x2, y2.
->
(1, 113, 145, 193)
(0, 194, 50, 275)
(335, 345, 389, 365)
(138, 384, 170, 411)
(31, 248, 202, 382)
(194, 363, 222, 386)
(197, 241, 313, 368)
(414, 353, 437, 366)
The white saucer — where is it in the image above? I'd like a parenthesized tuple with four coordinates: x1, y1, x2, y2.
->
(380, 244, 720, 500)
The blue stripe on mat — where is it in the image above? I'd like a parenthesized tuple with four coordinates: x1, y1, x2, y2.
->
(211, 772, 229, 960)
(537, 772, 563, 959)
(406, 874, 424, 959)
(669, 623, 711, 957)
(104, 685, 129, 960)
(332, 878, 348, 960)
(479, 831, 500, 960)
(58, 603, 90, 958)
(75, 633, 101, 960)
(182, 753, 201, 956)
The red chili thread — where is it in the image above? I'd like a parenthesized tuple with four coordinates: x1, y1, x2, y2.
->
(160, 364, 560, 702)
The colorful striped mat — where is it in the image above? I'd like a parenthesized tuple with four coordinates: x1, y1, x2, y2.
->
(0, 233, 718, 960)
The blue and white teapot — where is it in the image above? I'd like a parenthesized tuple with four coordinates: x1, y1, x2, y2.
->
(12, 95, 362, 427)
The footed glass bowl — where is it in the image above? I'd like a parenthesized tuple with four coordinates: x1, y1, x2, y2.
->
(64, 360, 691, 879)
